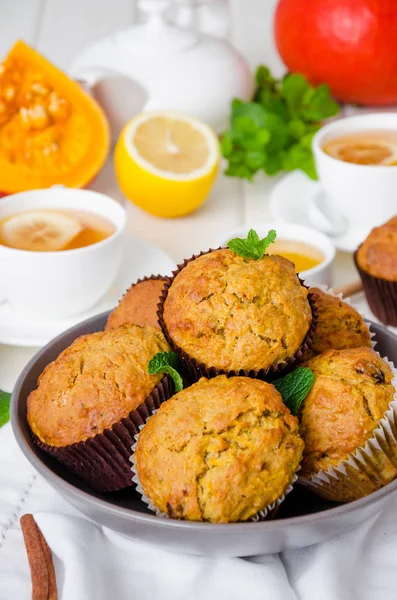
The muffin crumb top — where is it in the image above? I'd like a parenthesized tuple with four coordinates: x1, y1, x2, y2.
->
(27, 324, 169, 447)
(300, 347, 395, 478)
(300, 287, 371, 361)
(135, 375, 304, 523)
(163, 248, 312, 372)
(357, 216, 397, 280)
(106, 278, 166, 330)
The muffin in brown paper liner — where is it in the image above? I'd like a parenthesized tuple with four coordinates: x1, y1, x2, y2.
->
(354, 249, 397, 326)
(129, 419, 300, 522)
(33, 375, 174, 494)
(157, 248, 318, 383)
(299, 355, 397, 503)
(106, 274, 168, 331)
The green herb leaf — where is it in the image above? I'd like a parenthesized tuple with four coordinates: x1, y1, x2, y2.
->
(221, 65, 340, 181)
(0, 390, 11, 428)
(147, 352, 183, 393)
(227, 229, 276, 260)
(273, 367, 315, 415)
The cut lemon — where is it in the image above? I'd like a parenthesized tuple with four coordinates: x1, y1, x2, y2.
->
(114, 111, 220, 218)
(324, 134, 397, 166)
(0, 210, 82, 251)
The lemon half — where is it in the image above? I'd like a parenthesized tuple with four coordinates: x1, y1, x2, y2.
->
(114, 112, 220, 218)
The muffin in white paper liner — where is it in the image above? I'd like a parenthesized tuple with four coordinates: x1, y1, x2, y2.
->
(299, 355, 397, 503)
(129, 418, 299, 523)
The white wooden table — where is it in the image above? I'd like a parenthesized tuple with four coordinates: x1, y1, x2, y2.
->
(0, 0, 357, 389)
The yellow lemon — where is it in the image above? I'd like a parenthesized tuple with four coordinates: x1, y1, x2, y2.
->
(114, 111, 220, 218)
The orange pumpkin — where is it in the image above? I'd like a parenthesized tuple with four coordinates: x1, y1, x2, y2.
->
(0, 41, 109, 193)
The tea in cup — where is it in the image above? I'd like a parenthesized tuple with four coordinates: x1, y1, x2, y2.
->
(312, 114, 397, 233)
(0, 187, 126, 319)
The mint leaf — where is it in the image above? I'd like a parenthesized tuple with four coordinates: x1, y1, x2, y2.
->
(282, 73, 310, 117)
(282, 143, 318, 180)
(258, 229, 277, 255)
(222, 65, 339, 182)
(147, 352, 183, 393)
(228, 229, 277, 260)
(231, 100, 268, 128)
(300, 84, 339, 121)
(273, 367, 315, 415)
(0, 390, 11, 428)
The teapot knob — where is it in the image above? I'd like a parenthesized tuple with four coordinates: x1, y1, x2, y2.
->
(139, 0, 172, 10)
(138, 0, 174, 31)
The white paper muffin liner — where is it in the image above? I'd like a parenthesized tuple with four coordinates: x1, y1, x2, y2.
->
(129, 414, 299, 522)
(299, 354, 397, 503)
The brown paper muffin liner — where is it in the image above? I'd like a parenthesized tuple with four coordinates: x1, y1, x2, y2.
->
(129, 416, 300, 522)
(299, 356, 397, 503)
(354, 249, 397, 327)
(32, 375, 174, 494)
(105, 274, 168, 330)
(157, 248, 318, 383)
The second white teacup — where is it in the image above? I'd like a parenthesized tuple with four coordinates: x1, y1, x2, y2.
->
(312, 113, 397, 230)
(0, 187, 126, 319)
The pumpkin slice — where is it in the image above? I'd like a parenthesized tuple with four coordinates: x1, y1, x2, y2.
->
(0, 41, 109, 193)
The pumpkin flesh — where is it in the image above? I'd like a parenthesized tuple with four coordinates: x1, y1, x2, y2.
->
(0, 41, 109, 193)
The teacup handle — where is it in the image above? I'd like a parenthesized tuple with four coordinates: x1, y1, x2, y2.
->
(308, 190, 347, 237)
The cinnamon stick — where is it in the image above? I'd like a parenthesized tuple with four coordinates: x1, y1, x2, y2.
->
(333, 280, 363, 299)
(20, 514, 58, 600)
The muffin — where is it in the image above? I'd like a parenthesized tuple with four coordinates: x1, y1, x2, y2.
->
(133, 375, 304, 523)
(106, 276, 167, 330)
(27, 324, 172, 492)
(300, 287, 371, 361)
(355, 216, 397, 325)
(159, 249, 314, 378)
(300, 347, 397, 502)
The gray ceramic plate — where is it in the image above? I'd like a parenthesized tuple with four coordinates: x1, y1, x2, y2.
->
(11, 313, 397, 557)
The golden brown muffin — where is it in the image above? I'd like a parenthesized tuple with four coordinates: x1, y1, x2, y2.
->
(162, 249, 312, 372)
(356, 216, 397, 280)
(300, 287, 371, 361)
(27, 324, 169, 447)
(135, 375, 304, 523)
(300, 347, 396, 501)
(106, 278, 166, 330)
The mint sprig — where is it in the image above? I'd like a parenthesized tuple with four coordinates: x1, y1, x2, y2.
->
(221, 66, 340, 181)
(273, 367, 315, 416)
(0, 390, 11, 428)
(227, 229, 276, 260)
(147, 352, 183, 393)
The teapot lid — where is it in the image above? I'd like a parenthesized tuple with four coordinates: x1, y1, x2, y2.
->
(126, 0, 199, 55)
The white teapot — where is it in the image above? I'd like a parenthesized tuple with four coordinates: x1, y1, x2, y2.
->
(71, 0, 252, 139)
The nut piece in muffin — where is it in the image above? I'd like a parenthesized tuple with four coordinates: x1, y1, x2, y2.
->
(106, 277, 167, 330)
(356, 216, 397, 281)
(300, 347, 396, 502)
(161, 249, 312, 372)
(300, 287, 371, 361)
(355, 217, 397, 325)
(27, 324, 169, 448)
(134, 375, 304, 523)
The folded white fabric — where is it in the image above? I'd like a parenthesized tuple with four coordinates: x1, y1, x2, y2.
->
(1, 422, 397, 600)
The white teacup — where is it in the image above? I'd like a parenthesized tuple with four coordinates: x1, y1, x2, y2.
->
(0, 187, 126, 319)
(312, 113, 397, 231)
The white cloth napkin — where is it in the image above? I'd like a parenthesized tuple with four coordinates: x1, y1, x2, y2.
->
(1, 422, 397, 600)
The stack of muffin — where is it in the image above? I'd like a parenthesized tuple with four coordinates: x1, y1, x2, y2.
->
(27, 240, 397, 523)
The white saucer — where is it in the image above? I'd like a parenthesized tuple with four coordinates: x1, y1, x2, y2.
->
(269, 172, 371, 252)
(0, 235, 175, 347)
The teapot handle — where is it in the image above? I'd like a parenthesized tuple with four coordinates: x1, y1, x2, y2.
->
(72, 66, 123, 89)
